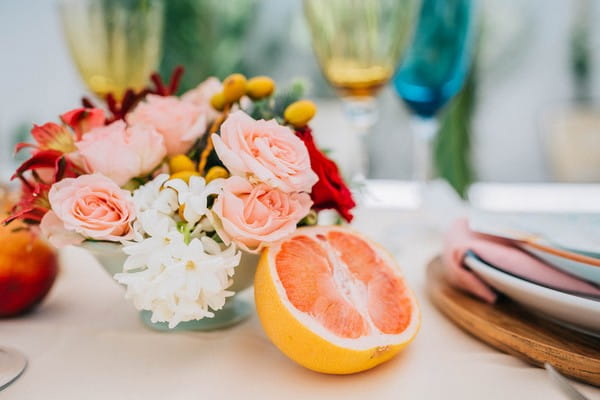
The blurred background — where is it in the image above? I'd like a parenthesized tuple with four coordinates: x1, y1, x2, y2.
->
(1, 0, 600, 198)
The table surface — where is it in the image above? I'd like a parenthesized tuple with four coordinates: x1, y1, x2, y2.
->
(1, 183, 600, 400)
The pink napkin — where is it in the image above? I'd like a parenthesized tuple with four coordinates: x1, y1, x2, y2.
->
(442, 218, 600, 303)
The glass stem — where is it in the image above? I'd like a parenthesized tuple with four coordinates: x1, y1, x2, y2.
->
(410, 115, 439, 185)
(342, 97, 379, 184)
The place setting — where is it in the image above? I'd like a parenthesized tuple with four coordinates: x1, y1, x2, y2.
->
(0, 0, 599, 399)
(428, 212, 600, 385)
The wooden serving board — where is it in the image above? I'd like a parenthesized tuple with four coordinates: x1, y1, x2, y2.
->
(426, 256, 600, 386)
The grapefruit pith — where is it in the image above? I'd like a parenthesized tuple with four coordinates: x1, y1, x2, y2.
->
(254, 226, 420, 374)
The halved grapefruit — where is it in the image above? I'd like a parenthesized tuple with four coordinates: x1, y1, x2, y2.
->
(254, 226, 420, 374)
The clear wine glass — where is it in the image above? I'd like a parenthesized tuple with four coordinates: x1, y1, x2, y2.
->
(304, 0, 420, 182)
(58, 0, 164, 101)
(0, 346, 27, 390)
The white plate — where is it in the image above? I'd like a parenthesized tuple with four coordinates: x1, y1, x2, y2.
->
(469, 211, 600, 256)
(464, 253, 600, 335)
(520, 244, 600, 285)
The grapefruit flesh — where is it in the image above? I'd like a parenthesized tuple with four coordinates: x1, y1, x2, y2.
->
(254, 226, 420, 374)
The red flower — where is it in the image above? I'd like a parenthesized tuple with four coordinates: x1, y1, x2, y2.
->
(60, 108, 105, 139)
(4, 178, 52, 225)
(79, 66, 184, 123)
(8, 123, 82, 226)
(5, 150, 80, 225)
(13, 120, 83, 187)
(14, 122, 75, 155)
(295, 127, 356, 222)
(149, 65, 184, 96)
(12, 150, 79, 183)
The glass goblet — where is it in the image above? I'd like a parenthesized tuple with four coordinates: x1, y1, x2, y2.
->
(304, 0, 420, 182)
(58, 0, 165, 101)
(393, 0, 477, 188)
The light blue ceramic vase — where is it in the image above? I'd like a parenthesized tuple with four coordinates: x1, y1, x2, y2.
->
(81, 241, 258, 331)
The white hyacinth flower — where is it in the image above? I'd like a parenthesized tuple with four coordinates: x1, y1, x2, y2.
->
(121, 211, 181, 272)
(129, 174, 179, 240)
(133, 174, 178, 216)
(115, 234, 241, 328)
(117, 174, 241, 328)
(164, 176, 224, 224)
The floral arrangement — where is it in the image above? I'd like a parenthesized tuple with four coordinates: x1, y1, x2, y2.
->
(5, 69, 356, 327)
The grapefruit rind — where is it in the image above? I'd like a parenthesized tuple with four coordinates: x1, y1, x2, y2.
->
(254, 226, 420, 374)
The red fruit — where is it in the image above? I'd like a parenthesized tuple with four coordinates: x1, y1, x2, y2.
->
(0, 227, 58, 317)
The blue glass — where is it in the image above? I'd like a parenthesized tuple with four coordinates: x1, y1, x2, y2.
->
(394, 0, 476, 118)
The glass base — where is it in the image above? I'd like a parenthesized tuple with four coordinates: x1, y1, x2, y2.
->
(139, 296, 252, 332)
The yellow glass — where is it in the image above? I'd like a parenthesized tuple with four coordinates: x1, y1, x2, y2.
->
(304, 0, 419, 180)
(304, 0, 418, 99)
(59, 0, 164, 100)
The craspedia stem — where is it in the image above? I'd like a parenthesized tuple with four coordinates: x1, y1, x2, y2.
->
(198, 104, 231, 175)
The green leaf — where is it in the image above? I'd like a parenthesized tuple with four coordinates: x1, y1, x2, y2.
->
(272, 80, 306, 117)
(434, 68, 476, 199)
(159, 0, 257, 93)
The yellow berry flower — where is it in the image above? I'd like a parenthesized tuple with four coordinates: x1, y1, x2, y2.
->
(222, 73, 247, 103)
(205, 166, 229, 183)
(246, 76, 275, 100)
(169, 154, 196, 174)
(170, 170, 200, 183)
(284, 100, 317, 128)
(210, 92, 226, 111)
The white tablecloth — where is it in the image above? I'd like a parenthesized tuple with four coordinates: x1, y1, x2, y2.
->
(1, 205, 599, 399)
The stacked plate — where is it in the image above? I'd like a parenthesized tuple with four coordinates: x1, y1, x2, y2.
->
(467, 212, 600, 336)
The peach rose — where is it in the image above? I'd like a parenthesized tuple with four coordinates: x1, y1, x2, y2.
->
(210, 176, 312, 252)
(127, 94, 207, 156)
(182, 77, 222, 122)
(212, 111, 318, 193)
(41, 174, 136, 247)
(76, 120, 167, 186)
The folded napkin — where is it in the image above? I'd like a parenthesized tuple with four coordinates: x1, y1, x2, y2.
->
(443, 218, 600, 303)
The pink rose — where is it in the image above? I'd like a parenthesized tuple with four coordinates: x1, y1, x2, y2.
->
(41, 174, 136, 247)
(127, 94, 207, 156)
(210, 176, 313, 252)
(212, 111, 318, 193)
(182, 77, 222, 122)
(76, 120, 167, 186)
